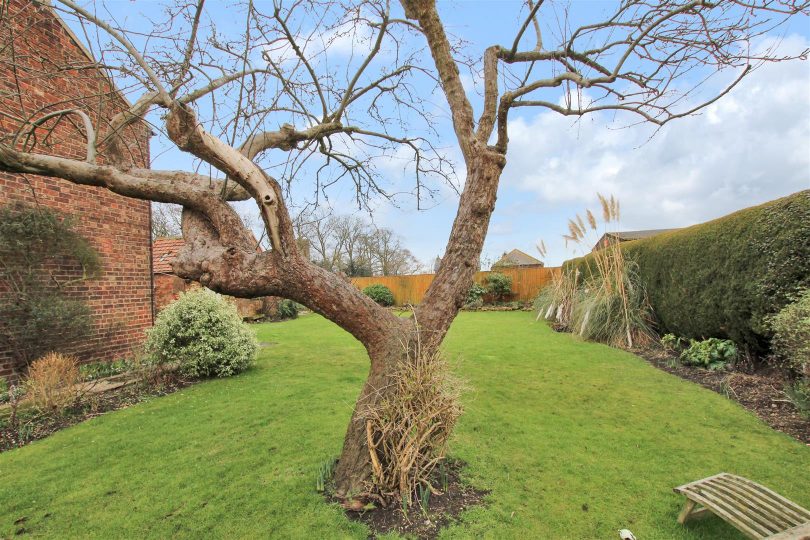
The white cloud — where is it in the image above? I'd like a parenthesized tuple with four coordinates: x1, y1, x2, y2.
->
(501, 35, 810, 236)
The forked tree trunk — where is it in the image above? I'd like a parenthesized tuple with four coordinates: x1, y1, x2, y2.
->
(332, 150, 504, 498)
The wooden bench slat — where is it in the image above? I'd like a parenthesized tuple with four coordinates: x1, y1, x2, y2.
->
(698, 484, 784, 535)
(765, 522, 810, 540)
(680, 488, 773, 539)
(714, 476, 808, 527)
(722, 475, 810, 521)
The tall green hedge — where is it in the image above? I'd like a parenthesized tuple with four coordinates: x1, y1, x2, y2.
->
(565, 190, 810, 351)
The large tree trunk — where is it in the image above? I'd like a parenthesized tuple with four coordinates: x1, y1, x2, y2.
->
(333, 149, 504, 499)
(333, 325, 414, 498)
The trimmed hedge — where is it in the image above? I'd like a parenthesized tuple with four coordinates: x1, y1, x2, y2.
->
(565, 190, 810, 350)
(363, 284, 395, 306)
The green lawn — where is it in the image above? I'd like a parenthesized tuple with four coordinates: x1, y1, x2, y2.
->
(1, 312, 808, 539)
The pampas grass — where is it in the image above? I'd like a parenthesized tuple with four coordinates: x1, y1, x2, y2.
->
(536, 193, 656, 348)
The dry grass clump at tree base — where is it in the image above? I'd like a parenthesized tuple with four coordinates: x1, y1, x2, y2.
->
(536, 194, 656, 349)
(363, 332, 462, 507)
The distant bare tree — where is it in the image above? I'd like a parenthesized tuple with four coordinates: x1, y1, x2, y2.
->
(366, 226, 421, 275)
(151, 203, 182, 239)
(1, 0, 806, 501)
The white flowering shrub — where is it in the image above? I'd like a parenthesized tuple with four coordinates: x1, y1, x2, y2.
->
(145, 288, 257, 377)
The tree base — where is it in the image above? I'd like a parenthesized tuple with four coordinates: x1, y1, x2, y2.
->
(330, 458, 488, 540)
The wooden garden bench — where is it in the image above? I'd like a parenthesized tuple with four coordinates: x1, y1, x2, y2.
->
(674, 473, 810, 539)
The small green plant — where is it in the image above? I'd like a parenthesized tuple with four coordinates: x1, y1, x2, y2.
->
(465, 283, 487, 308)
(784, 381, 810, 418)
(486, 272, 513, 302)
(277, 299, 299, 320)
(315, 457, 337, 492)
(0, 378, 8, 404)
(79, 359, 130, 381)
(144, 289, 258, 378)
(362, 284, 395, 307)
(661, 333, 686, 352)
(767, 288, 809, 378)
(418, 483, 431, 512)
(439, 461, 449, 493)
(679, 338, 737, 370)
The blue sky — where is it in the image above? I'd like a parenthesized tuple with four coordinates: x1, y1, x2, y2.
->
(67, 1, 810, 268)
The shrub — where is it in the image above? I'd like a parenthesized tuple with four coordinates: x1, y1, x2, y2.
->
(679, 338, 737, 370)
(566, 190, 810, 351)
(0, 204, 100, 369)
(0, 377, 8, 404)
(363, 284, 395, 306)
(277, 299, 299, 320)
(661, 333, 686, 352)
(363, 340, 462, 504)
(144, 289, 257, 378)
(486, 272, 513, 302)
(784, 381, 810, 418)
(464, 283, 487, 309)
(767, 288, 810, 378)
(25, 353, 83, 414)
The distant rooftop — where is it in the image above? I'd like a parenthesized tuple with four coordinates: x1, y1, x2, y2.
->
(593, 229, 680, 251)
(492, 248, 544, 268)
(606, 229, 680, 241)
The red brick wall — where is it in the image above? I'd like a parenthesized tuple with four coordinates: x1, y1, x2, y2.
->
(154, 274, 191, 312)
(0, 0, 153, 381)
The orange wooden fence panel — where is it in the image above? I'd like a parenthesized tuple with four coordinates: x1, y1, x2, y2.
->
(351, 267, 560, 306)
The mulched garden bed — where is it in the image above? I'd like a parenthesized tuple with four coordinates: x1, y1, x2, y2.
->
(0, 375, 192, 453)
(334, 459, 488, 539)
(636, 348, 810, 445)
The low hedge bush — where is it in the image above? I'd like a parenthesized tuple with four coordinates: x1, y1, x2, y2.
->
(768, 288, 810, 377)
(565, 191, 810, 351)
(277, 299, 299, 320)
(363, 284, 395, 306)
(145, 289, 257, 378)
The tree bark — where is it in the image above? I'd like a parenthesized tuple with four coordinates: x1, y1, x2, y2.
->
(332, 328, 410, 498)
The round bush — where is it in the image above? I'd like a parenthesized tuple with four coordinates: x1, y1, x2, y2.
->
(768, 288, 810, 377)
(145, 288, 257, 377)
(486, 272, 513, 302)
(277, 299, 299, 320)
(363, 284, 395, 306)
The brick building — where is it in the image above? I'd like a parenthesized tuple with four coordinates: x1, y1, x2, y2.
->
(0, 0, 153, 381)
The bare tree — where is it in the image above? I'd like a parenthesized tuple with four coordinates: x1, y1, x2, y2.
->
(151, 203, 183, 239)
(0, 0, 806, 502)
(296, 211, 421, 276)
(366, 226, 421, 275)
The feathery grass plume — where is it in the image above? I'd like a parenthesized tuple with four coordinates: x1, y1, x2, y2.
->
(586, 209, 597, 230)
(537, 240, 547, 258)
(576, 214, 586, 235)
(598, 193, 611, 221)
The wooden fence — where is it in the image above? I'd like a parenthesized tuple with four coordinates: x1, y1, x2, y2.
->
(351, 266, 560, 305)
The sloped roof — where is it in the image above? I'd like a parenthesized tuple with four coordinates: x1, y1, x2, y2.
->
(493, 248, 544, 268)
(607, 229, 680, 241)
(152, 237, 184, 274)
